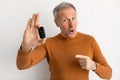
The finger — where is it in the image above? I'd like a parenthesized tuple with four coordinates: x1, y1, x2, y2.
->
(35, 13, 40, 27)
(37, 24, 41, 28)
(75, 55, 87, 59)
(79, 59, 86, 63)
(38, 38, 46, 44)
(36, 24, 41, 38)
(81, 65, 87, 69)
(30, 14, 35, 28)
(79, 62, 86, 65)
(79, 59, 86, 65)
(26, 18, 31, 30)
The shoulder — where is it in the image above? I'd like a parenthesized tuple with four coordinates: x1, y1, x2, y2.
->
(44, 34, 60, 44)
(77, 32, 98, 46)
(78, 32, 95, 41)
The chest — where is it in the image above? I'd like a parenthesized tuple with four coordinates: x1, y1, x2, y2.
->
(47, 40, 93, 63)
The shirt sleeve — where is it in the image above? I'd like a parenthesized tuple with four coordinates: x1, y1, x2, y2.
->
(91, 37, 112, 79)
(16, 44, 47, 70)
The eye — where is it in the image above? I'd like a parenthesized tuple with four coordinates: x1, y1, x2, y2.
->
(62, 18, 68, 23)
(72, 17, 76, 20)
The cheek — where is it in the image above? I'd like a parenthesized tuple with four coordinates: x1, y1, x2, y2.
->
(60, 25, 68, 32)
(74, 20, 78, 26)
(60, 26, 66, 31)
(74, 22, 78, 29)
(62, 25, 69, 30)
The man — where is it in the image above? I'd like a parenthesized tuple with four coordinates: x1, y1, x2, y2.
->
(16, 2, 112, 80)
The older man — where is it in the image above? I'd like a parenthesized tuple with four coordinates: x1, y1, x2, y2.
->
(16, 2, 112, 80)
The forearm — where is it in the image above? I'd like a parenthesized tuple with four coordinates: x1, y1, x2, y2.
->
(91, 37, 112, 79)
(16, 49, 33, 70)
(94, 62, 112, 79)
(16, 44, 47, 70)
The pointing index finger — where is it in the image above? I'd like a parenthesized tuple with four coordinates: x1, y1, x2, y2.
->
(75, 55, 87, 59)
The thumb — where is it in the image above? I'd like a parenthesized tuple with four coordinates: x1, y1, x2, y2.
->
(38, 38, 46, 44)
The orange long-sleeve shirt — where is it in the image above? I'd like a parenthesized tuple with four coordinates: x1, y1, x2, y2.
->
(16, 32, 112, 80)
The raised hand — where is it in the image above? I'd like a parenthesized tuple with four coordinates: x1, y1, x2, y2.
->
(21, 13, 46, 51)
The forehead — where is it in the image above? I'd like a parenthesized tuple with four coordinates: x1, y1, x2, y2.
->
(57, 7, 76, 19)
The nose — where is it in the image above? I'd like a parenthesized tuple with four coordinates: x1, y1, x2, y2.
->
(68, 19, 74, 28)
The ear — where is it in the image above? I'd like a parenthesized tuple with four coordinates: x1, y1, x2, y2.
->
(54, 19, 60, 27)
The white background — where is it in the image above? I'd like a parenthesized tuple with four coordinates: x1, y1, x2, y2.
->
(0, 0, 120, 80)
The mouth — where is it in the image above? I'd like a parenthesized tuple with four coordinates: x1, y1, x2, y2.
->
(70, 30, 74, 32)
(70, 29, 75, 33)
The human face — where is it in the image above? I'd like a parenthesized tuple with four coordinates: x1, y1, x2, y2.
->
(55, 7, 78, 38)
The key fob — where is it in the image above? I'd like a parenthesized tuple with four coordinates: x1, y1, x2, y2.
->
(38, 27, 46, 38)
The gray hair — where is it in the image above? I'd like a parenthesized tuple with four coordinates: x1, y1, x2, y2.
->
(53, 2, 76, 19)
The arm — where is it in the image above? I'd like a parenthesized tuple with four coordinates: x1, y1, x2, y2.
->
(92, 37, 112, 79)
(16, 44, 47, 70)
(16, 13, 46, 70)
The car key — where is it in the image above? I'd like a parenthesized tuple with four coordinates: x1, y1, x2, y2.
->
(38, 27, 46, 38)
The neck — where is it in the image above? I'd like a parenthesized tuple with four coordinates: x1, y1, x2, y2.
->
(60, 32, 78, 39)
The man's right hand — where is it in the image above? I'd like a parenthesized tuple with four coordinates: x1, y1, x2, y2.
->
(21, 13, 46, 51)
